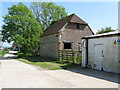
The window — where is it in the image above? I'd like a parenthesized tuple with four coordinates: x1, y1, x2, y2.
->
(56, 35, 59, 37)
(76, 24, 80, 29)
(64, 42, 72, 49)
(76, 24, 85, 30)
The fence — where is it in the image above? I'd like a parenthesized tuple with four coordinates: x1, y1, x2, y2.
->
(59, 50, 82, 63)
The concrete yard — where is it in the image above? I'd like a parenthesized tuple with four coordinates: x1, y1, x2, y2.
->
(0, 51, 118, 88)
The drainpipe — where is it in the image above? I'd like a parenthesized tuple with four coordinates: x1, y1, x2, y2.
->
(85, 39, 88, 67)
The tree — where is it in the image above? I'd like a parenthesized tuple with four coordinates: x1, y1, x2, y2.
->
(30, 2, 68, 31)
(97, 27, 116, 34)
(0, 30, 2, 42)
(2, 2, 42, 54)
(0, 31, 2, 49)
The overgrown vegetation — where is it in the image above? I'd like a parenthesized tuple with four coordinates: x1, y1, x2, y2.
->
(17, 52, 82, 70)
(2, 2, 42, 55)
(2, 2, 68, 56)
(30, 2, 67, 31)
(16, 52, 32, 58)
(74, 56, 82, 65)
(0, 50, 8, 57)
(97, 27, 116, 34)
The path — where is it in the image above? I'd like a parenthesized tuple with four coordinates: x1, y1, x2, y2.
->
(0, 51, 118, 88)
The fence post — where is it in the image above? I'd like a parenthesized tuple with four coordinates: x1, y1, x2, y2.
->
(59, 50, 76, 63)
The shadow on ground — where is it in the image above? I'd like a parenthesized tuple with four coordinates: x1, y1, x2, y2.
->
(21, 56, 119, 84)
(1, 56, 17, 60)
(4, 52, 119, 84)
(0, 51, 18, 60)
(66, 68, 119, 84)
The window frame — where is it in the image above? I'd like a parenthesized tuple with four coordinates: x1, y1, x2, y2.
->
(76, 23, 80, 29)
(63, 42, 73, 50)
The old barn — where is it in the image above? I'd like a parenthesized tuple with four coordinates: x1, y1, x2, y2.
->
(40, 14, 94, 59)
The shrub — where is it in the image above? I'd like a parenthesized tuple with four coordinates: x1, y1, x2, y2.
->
(74, 56, 82, 65)
(17, 52, 32, 58)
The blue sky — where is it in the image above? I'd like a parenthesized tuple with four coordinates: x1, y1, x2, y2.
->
(0, 2, 118, 47)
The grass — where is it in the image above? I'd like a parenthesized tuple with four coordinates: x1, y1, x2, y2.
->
(0, 50, 8, 57)
(17, 55, 81, 70)
(16, 52, 32, 57)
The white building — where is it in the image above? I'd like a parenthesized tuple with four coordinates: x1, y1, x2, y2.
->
(82, 31, 120, 73)
(118, 1, 120, 30)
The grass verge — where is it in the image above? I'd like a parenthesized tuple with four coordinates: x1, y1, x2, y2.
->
(0, 50, 8, 57)
(17, 56, 81, 70)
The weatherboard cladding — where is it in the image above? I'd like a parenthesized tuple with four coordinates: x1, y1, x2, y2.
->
(40, 14, 88, 37)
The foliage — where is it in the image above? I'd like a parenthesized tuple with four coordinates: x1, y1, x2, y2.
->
(74, 56, 82, 64)
(30, 2, 68, 31)
(2, 2, 42, 54)
(0, 50, 8, 57)
(16, 52, 32, 58)
(0, 31, 2, 42)
(58, 56, 82, 65)
(97, 27, 116, 34)
(7, 47, 13, 50)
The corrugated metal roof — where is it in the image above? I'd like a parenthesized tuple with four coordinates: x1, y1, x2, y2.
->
(82, 31, 120, 39)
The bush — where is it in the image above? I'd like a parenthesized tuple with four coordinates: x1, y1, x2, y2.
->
(74, 56, 82, 65)
(8, 47, 13, 50)
(0, 50, 8, 57)
(17, 52, 32, 58)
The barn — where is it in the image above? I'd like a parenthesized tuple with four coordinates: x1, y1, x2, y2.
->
(82, 31, 120, 73)
(40, 14, 94, 59)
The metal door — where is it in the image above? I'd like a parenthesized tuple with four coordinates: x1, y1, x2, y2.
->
(94, 44, 104, 70)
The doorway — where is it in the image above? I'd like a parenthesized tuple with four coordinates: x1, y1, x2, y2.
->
(94, 44, 104, 70)
(63, 42, 72, 49)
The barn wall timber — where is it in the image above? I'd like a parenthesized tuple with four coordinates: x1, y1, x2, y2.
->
(60, 23, 93, 51)
(40, 34, 59, 59)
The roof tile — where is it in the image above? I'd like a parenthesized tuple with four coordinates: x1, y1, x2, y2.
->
(41, 14, 88, 37)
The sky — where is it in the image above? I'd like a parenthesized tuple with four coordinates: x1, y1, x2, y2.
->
(0, 1, 119, 47)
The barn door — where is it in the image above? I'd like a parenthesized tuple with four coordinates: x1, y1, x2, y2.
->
(94, 44, 104, 70)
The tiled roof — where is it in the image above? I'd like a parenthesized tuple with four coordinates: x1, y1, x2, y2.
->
(41, 14, 88, 37)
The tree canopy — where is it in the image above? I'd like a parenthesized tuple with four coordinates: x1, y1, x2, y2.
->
(30, 2, 68, 31)
(2, 2, 42, 54)
(97, 27, 116, 34)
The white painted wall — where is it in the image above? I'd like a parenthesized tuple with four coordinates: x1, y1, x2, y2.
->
(82, 40, 87, 68)
(82, 36, 119, 73)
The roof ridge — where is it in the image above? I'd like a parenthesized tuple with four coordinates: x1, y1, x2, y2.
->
(69, 14, 88, 24)
(57, 13, 74, 22)
(69, 14, 75, 22)
(41, 13, 88, 37)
